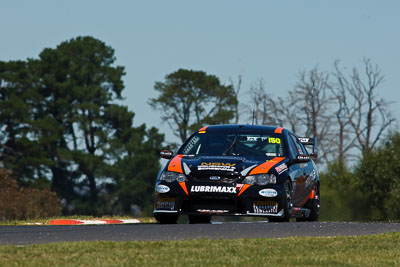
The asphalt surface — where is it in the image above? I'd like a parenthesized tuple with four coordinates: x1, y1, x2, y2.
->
(1, 221, 400, 245)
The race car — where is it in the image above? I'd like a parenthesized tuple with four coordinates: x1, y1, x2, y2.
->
(153, 125, 320, 223)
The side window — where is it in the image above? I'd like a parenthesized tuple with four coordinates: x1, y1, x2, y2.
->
(290, 134, 308, 155)
(298, 142, 309, 155)
(287, 134, 299, 158)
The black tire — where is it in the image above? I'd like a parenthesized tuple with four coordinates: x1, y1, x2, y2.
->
(188, 215, 212, 224)
(154, 213, 179, 224)
(307, 184, 320, 221)
(296, 184, 320, 222)
(269, 179, 292, 223)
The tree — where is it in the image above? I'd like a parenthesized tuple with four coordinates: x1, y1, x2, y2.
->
(37, 36, 137, 213)
(229, 74, 243, 124)
(246, 60, 395, 164)
(329, 71, 356, 162)
(149, 69, 238, 142)
(356, 132, 400, 220)
(319, 133, 400, 221)
(248, 68, 334, 162)
(247, 79, 275, 125)
(0, 60, 49, 183)
(332, 58, 395, 156)
(1, 36, 166, 216)
(292, 67, 334, 162)
(109, 125, 164, 215)
(319, 159, 367, 221)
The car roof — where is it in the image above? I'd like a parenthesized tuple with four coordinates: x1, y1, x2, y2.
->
(203, 124, 287, 133)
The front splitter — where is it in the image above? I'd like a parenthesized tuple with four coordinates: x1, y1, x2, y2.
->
(153, 209, 284, 217)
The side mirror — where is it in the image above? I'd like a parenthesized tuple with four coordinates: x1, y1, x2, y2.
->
(291, 154, 310, 164)
(160, 150, 173, 159)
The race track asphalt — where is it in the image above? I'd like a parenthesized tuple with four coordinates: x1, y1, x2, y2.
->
(1, 221, 400, 245)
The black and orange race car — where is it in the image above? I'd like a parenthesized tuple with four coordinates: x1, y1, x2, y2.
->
(153, 125, 319, 223)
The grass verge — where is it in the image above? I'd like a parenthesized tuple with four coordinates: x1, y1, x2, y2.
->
(0, 232, 399, 266)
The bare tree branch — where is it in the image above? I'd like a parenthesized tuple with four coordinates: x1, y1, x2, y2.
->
(229, 73, 243, 124)
(332, 58, 395, 156)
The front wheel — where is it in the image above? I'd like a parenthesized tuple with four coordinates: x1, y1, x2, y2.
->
(269, 179, 292, 222)
(154, 213, 179, 224)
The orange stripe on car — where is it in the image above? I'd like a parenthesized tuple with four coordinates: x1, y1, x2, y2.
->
(248, 157, 285, 175)
(198, 125, 209, 133)
(274, 127, 283, 133)
(167, 155, 184, 173)
(238, 184, 251, 196)
(179, 182, 189, 196)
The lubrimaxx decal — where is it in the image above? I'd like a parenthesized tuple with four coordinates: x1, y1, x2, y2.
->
(156, 185, 170, 193)
(259, 188, 278, 197)
(190, 185, 236, 193)
(197, 162, 236, 172)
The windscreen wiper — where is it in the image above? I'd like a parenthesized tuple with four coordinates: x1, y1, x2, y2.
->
(223, 137, 241, 155)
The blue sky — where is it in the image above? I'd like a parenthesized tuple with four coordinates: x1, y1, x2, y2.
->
(2, 0, 399, 143)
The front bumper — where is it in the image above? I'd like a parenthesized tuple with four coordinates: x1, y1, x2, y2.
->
(153, 181, 286, 217)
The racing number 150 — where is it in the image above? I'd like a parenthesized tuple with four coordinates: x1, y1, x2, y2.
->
(268, 137, 281, 144)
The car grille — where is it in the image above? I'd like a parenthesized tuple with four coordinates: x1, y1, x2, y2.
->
(190, 174, 240, 183)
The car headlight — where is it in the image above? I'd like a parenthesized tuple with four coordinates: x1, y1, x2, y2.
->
(160, 171, 187, 183)
(243, 174, 276, 185)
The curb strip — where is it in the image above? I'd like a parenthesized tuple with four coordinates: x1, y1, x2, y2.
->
(49, 219, 140, 225)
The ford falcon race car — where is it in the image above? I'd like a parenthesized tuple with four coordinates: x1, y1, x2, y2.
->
(154, 125, 320, 224)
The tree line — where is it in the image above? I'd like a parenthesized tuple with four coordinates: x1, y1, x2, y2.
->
(245, 59, 394, 163)
(1, 35, 398, 220)
(0, 37, 164, 216)
(150, 59, 395, 164)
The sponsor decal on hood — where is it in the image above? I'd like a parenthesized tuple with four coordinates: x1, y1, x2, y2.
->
(197, 162, 236, 172)
(179, 156, 259, 175)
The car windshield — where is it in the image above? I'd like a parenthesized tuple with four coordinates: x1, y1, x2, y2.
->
(178, 131, 285, 158)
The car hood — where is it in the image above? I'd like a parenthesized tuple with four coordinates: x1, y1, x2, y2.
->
(178, 155, 280, 177)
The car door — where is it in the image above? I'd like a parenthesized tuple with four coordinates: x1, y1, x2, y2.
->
(286, 133, 303, 206)
(291, 133, 315, 206)
(287, 133, 313, 206)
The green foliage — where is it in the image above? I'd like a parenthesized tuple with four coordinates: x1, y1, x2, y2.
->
(0, 60, 48, 182)
(99, 125, 164, 216)
(0, 36, 165, 216)
(355, 132, 400, 220)
(149, 69, 238, 142)
(319, 159, 367, 221)
(37, 36, 127, 207)
(320, 132, 400, 221)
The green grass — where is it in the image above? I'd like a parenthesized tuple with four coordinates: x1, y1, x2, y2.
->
(1, 233, 399, 266)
